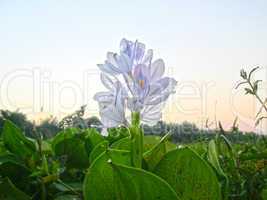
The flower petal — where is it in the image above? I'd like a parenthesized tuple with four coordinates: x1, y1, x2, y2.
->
(107, 52, 131, 73)
(97, 63, 118, 75)
(120, 38, 134, 58)
(150, 59, 165, 81)
(94, 92, 113, 103)
(100, 73, 116, 90)
(141, 104, 163, 125)
(143, 49, 153, 66)
(134, 40, 145, 63)
(145, 77, 177, 105)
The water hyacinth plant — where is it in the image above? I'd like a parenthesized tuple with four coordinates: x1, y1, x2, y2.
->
(94, 38, 177, 167)
(94, 38, 177, 128)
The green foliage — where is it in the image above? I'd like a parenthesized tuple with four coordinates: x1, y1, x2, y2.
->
(2, 120, 36, 159)
(111, 136, 131, 151)
(143, 133, 176, 171)
(89, 140, 109, 164)
(154, 147, 222, 200)
(0, 117, 266, 199)
(84, 128, 105, 154)
(59, 105, 87, 129)
(52, 128, 89, 169)
(0, 110, 34, 138)
(0, 178, 31, 200)
(83, 149, 179, 200)
(237, 67, 267, 127)
(262, 188, 267, 200)
(0, 153, 30, 184)
(83, 149, 132, 200)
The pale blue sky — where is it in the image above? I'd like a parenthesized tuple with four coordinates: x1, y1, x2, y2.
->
(0, 0, 267, 131)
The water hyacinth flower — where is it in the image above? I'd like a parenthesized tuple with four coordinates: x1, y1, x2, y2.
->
(94, 38, 177, 130)
(94, 74, 128, 133)
(97, 39, 148, 75)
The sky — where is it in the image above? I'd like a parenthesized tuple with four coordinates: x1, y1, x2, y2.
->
(0, 0, 267, 132)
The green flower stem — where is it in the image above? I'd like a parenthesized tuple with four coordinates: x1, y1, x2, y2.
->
(130, 112, 143, 168)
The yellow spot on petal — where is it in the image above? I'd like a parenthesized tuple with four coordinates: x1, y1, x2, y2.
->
(139, 80, 145, 88)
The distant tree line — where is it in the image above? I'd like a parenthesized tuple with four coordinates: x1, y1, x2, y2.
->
(0, 107, 102, 139)
(0, 108, 265, 144)
(143, 120, 265, 144)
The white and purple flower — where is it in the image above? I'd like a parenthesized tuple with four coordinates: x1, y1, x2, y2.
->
(94, 38, 177, 131)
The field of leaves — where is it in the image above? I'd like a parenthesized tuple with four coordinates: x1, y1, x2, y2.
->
(0, 120, 266, 200)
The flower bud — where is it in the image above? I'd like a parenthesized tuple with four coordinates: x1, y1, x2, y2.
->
(240, 69, 247, 79)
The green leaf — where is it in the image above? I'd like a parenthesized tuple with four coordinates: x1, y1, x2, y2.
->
(53, 181, 82, 192)
(52, 128, 79, 150)
(83, 149, 131, 200)
(143, 133, 176, 171)
(143, 135, 176, 153)
(54, 136, 89, 169)
(52, 128, 89, 169)
(154, 147, 222, 200)
(187, 142, 207, 157)
(111, 137, 131, 151)
(143, 135, 162, 152)
(111, 135, 176, 153)
(262, 188, 267, 200)
(110, 163, 180, 200)
(207, 140, 225, 176)
(207, 140, 229, 200)
(40, 140, 52, 154)
(0, 178, 31, 200)
(0, 153, 30, 183)
(89, 140, 109, 164)
(2, 120, 36, 159)
(84, 128, 105, 154)
(83, 149, 179, 200)
(106, 127, 130, 144)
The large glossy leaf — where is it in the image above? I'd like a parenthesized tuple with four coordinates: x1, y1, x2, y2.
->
(154, 147, 222, 200)
(110, 163, 180, 200)
(143, 135, 163, 152)
(143, 135, 176, 152)
(111, 137, 131, 151)
(111, 135, 176, 153)
(143, 133, 176, 171)
(52, 128, 89, 169)
(0, 153, 30, 183)
(55, 137, 89, 169)
(89, 140, 109, 164)
(83, 149, 131, 200)
(51, 128, 79, 149)
(187, 142, 207, 157)
(0, 178, 31, 200)
(84, 128, 105, 154)
(83, 149, 179, 200)
(2, 120, 36, 159)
